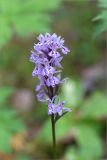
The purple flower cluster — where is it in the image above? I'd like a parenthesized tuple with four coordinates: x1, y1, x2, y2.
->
(30, 33, 71, 115)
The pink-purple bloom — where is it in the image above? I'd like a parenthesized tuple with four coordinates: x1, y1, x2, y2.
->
(30, 33, 71, 115)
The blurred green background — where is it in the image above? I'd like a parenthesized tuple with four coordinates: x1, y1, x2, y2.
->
(0, 0, 107, 159)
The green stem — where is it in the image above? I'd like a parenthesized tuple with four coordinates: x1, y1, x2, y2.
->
(51, 114, 56, 159)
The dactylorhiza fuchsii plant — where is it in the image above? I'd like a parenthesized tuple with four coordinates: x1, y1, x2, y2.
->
(30, 33, 71, 158)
